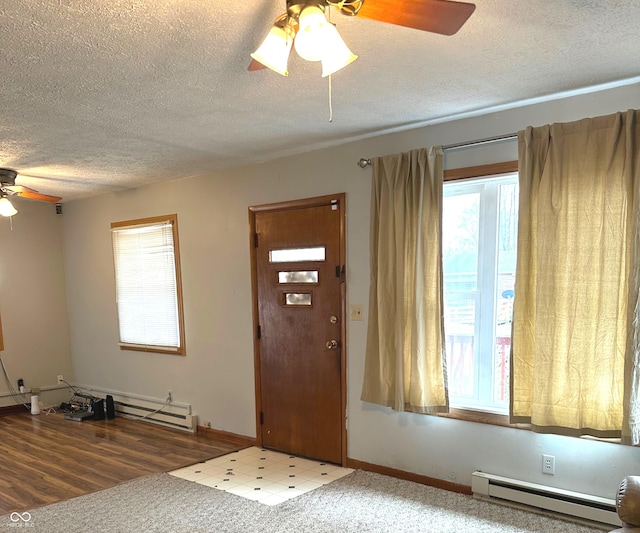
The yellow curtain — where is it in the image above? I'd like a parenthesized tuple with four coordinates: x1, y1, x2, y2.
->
(361, 147, 448, 413)
(511, 110, 640, 442)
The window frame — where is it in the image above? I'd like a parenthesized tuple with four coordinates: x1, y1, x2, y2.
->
(110, 214, 186, 356)
(440, 160, 520, 427)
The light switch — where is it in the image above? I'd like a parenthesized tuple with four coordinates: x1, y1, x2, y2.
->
(350, 305, 363, 321)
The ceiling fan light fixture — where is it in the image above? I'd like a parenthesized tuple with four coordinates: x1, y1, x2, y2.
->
(0, 197, 18, 217)
(320, 24, 357, 77)
(251, 16, 296, 76)
(293, 5, 333, 62)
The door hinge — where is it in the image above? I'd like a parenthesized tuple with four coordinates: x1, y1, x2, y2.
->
(331, 199, 339, 211)
(257, 325, 261, 339)
(254, 232, 259, 248)
(259, 412, 264, 425)
(336, 264, 345, 283)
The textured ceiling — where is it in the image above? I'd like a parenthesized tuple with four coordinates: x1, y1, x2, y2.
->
(0, 0, 639, 202)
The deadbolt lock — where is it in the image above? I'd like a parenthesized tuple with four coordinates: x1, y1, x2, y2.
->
(330, 315, 338, 324)
(325, 339, 338, 350)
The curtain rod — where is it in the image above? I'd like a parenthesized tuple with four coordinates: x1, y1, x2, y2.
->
(356, 132, 518, 168)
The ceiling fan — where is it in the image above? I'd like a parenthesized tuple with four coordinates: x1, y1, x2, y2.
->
(0, 168, 62, 217)
(249, 0, 476, 77)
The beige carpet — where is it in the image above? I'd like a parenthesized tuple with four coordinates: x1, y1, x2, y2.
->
(0, 469, 605, 532)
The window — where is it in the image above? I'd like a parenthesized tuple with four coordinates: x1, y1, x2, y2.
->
(269, 247, 326, 263)
(111, 214, 185, 355)
(277, 271, 319, 284)
(443, 174, 518, 413)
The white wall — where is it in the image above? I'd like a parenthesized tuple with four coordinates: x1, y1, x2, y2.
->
(62, 82, 640, 499)
(0, 199, 72, 409)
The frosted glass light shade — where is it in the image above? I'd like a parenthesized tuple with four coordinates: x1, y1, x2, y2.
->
(321, 24, 358, 77)
(294, 6, 331, 62)
(0, 197, 17, 217)
(251, 23, 295, 76)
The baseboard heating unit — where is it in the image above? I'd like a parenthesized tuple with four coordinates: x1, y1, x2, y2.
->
(78, 386, 198, 432)
(471, 471, 620, 528)
(113, 397, 197, 433)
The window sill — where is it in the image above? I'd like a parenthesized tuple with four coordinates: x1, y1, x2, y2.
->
(436, 407, 622, 444)
(439, 409, 623, 443)
(438, 407, 529, 429)
(119, 344, 185, 356)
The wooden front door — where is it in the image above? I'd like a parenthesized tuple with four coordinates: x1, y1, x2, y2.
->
(249, 194, 346, 465)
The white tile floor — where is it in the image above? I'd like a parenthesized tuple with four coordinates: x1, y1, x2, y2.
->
(169, 446, 354, 506)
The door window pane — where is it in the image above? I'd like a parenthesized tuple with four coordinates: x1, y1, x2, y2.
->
(278, 271, 319, 284)
(270, 247, 325, 263)
(284, 293, 312, 306)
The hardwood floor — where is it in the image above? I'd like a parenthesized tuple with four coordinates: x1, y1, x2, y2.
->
(0, 411, 246, 515)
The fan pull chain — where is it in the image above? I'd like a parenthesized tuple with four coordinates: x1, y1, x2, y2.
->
(326, 2, 333, 122)
(328, 74, 333, 123)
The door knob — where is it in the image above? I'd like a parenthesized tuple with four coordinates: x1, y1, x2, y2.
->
(325, 339, 338, 350)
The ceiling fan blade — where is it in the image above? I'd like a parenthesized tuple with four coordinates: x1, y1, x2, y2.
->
(7, 186, 62, 203)
(248, 59, 267, 71)
(356, 0, 476, 36)
(7, 184, 39, 194)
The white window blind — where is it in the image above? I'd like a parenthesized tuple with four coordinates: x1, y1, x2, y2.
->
(111, 217, 182, 352)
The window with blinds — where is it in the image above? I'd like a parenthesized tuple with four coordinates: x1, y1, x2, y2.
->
(111, 214, 185, 355)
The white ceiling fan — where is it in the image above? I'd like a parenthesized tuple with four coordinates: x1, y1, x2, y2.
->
(248, 0, 476, 77)
(0, 168, 62, 217)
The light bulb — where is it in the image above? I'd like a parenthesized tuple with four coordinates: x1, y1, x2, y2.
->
(294, 6, 332, 62)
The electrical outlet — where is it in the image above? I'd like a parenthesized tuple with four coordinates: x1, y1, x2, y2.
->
(167, 390, 173, 403)
(542, 454, 555, 475)
(203, 421, 211, 429)
(57, 375, 64, 385)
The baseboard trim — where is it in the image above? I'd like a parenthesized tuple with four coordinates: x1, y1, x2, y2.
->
(347, 458, 472, 495)
(197, 425, 256, 447)
(0, 404, 29, 417)
(192, 427, 471, 495)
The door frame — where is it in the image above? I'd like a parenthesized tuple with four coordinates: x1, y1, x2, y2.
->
(248, 193, 347, 466)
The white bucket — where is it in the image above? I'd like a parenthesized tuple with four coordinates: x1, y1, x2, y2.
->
(30, 395, 40, 415)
